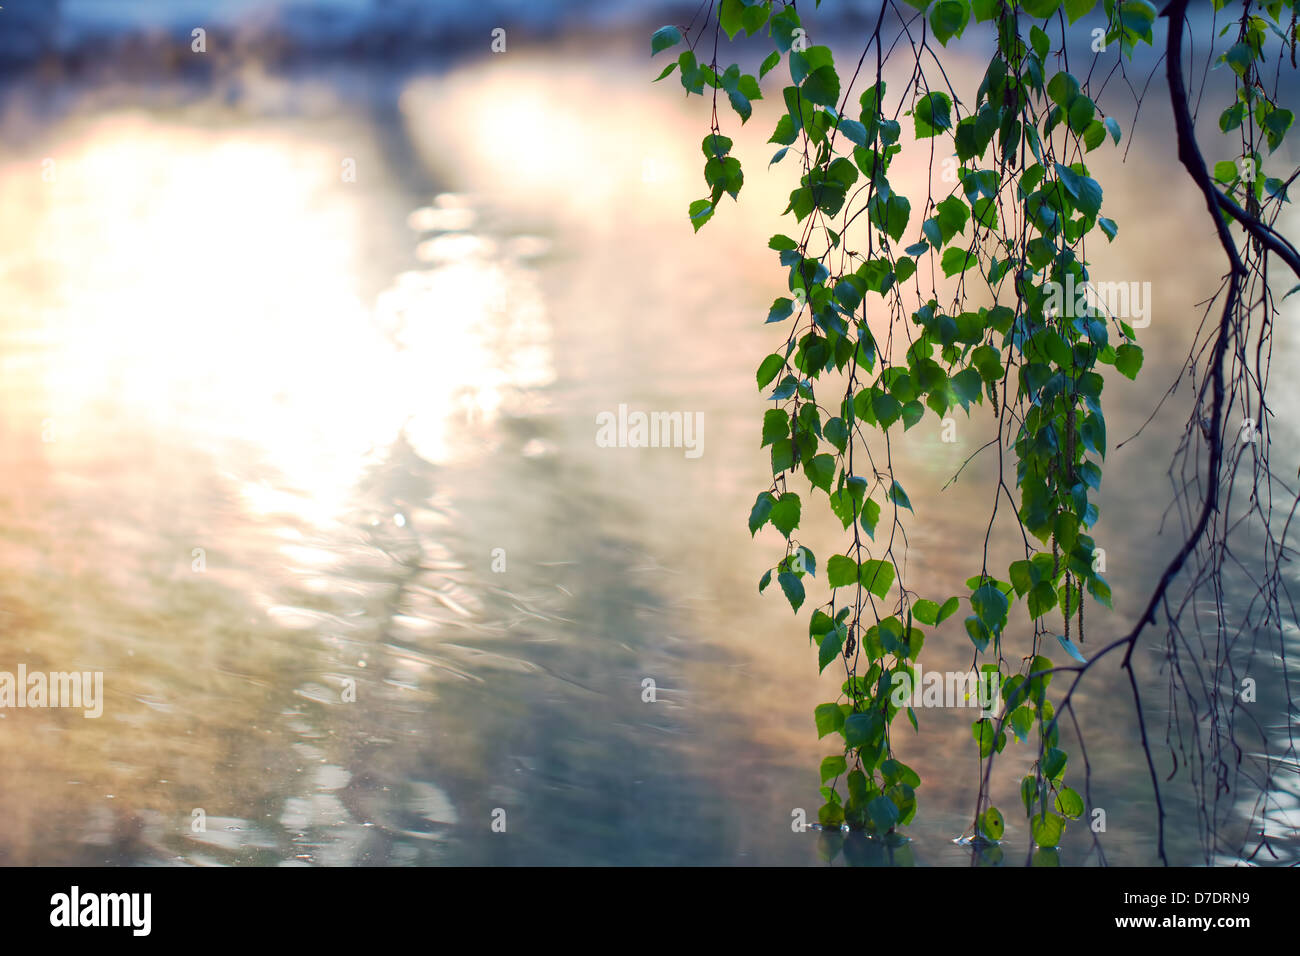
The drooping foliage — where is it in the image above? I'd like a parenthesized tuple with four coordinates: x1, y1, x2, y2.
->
(654, 0, 1300, 863)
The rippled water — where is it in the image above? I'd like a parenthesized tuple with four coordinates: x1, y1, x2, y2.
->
(0, 44, 1296, 865)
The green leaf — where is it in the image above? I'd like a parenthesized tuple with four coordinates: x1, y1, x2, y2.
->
(688, 198, 714, 231)
(912, 599, 941, 625)
(727, 87, 752, 123)
(951, 367, 983, 406)
(702, 133, 733, 157)
(741, 2, 770, 36)
(1064, 0, 1096, 23)
(930, 0, 971, 45)
(941, 246, 978, 277)
(770, 493, 801, 537)
(678, 50, 704, 94)
(922, 217, 943, 249)
(761, 408, 788, 447)
(1008, 559, 1035, 598)
(1028, 654, 1055, 696)
(806, 454, 836, 493)
(778, 571, 805, 612)
(719, 0, 745, 40)
(1055, 787, 1084, 819)
(861, 498, 882, 537)
(979, 806, 1005, 841)
(706, 155, 744, 197)
(766, 296, 794, 324)
(1010, 705, 1035, 743)
(1028, 579, 1058, 618)
(971, 582, 1009, 632)
(818, 801, 844, 827)
(1080, 411, 1106, 458)
(757, 353, 785, 390)
(1042, 746, 1067, 780)
(1221, 42, 1253, 78)
(824, 416, 849, 453)
(838, 118, 868, 146)
(815, 702, 845, 738)
(790, 44, 833, 85)
(872, 194, 911, 244)
(1114, 343, 1143, 380)
(1264, 108, 1294, 152)
(1212, 160, 1238, 185)
(844, 711, 882, 748)
(1021, 0, 1061, 16)
(826, 157, 859, 190)
(1118, 0, 1156, 38)
(820, 754, 848, 783)
(887, 480, 913, 512)
(1103, 116, 1121, 145)
(1047, 71, 1079, 108)
(1219, 102, 1245, 134)
(827, 554, 858, 588)
(651, 25, 682, 56)
(760, 49, 781, 79)
(873, 391, 902, 428)
(802, 67, 840, 108)
(965, 615, 991, 650)
(1067, 95, 1095, 134)
(1082, 120, 1106, 152)
(936, 195, 970, 242)
(769, 114, 798, 146)
(1055, 633, 1088, 664)
(881, 758, 921, 788)
(1054, 163, 1102, 217)
(818, 627, 845, 673)
(914, 91, 953, 138)
(748, 492, 775, 535)
(972, 344, 1003, 382)
(859, 559, 896, 600)
(1021, 776, 1039, 814)
(1031, 812, 1064, 848)
(868, 794, 900, 831)
(937, 596, 960, 623)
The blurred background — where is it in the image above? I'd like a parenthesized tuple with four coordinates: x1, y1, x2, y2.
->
(0, 0, 1295, 866)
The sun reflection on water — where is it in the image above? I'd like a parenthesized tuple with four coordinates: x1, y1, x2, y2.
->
(0, 113, 554, 531)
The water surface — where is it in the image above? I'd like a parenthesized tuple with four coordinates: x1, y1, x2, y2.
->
(0, 43, 1296, 866)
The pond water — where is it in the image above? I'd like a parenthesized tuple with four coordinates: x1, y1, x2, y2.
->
(0, 38, 1296, 865)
